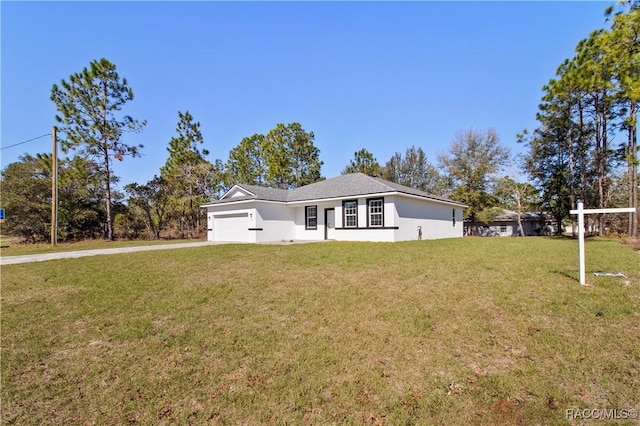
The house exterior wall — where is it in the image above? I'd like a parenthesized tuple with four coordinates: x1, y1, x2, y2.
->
(254, 202, 295, 242)
(289, 196, 463, 242)
(206, 202, 295, 243)
(293, 201, 336, 240)
(334, 227, 396, 242)
(286, 197, 400, 242)
(205, 194, 465, 243)
(393, 196, 463, 241)
(332, 197, 397, 242)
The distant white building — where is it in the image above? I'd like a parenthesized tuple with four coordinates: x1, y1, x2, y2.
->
(465, 210, 551, 237)
(201, 173, 467, 243)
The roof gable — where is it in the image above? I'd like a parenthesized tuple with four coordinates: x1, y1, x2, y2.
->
(222, 185, 256, 199)
(213, 184, 288, 205)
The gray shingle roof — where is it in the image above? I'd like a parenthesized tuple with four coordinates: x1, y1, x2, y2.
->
(493, 210, 546, 222)
(234, 184, 289, 202)
(205, 173, 466, 207)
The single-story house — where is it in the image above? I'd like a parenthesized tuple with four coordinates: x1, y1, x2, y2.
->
(464, 210, 552, 237)
(201, 173, 467, 243)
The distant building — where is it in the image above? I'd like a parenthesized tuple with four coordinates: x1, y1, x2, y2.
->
(464, 210, 552, 237)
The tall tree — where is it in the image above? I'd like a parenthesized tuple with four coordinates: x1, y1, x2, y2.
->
(262, 123, 323, 189)
(161, 111, 212, 239)
(224, 123, 323, 190)
(226, 133, 267, 186)
(203, 159, 228, 201)
(574, 30, 617, 234)
(50, 58, 146, 240)
(381, 146, 442, 194)
(520, 72, 585, 235)
(439, 128, 509, 235)
(288, 123, 323, 187)
(520, 122, 575, 236)
(342, 148, 381, 176)
(605, 2, 639, 236)
(523, 3, 639, 237)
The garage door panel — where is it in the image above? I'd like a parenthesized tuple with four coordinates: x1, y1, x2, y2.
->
(214, 213, 248, 242)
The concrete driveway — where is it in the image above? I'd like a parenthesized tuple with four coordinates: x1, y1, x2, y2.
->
(0, 241, 218, 266)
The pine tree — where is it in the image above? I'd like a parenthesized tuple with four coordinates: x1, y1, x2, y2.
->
(226, 134, 266, 186)
(161, 111, 212, 238)
(50, 58, 146, 240)
(342, 148, 381, 176)
(262, 123, 323, 189)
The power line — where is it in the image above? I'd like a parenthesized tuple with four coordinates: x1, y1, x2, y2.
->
(1, 133, 52, 151)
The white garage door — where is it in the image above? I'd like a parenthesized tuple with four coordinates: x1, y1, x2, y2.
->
(213, 213, 249, 242)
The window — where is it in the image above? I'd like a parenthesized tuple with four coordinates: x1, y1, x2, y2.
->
(452, 208, 456, 227)
(500, 226, 507, 233)
(343, 200, 358, 228)
(368, 198, 383, 227)
(305, 206, 317, 230)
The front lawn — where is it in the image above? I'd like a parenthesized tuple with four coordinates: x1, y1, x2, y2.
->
(2, 238, 638, 424)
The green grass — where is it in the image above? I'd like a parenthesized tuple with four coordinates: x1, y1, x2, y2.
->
(2, 238, 639, 425)
(0, 238, 202, 257)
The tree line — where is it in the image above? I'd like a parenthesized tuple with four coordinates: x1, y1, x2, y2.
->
(521, 1, 639, 237)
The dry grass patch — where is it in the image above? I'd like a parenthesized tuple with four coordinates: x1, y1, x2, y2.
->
(2, 238, 639, 424)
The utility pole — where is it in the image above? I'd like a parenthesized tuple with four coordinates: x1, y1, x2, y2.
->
(51, 126, 58, 246)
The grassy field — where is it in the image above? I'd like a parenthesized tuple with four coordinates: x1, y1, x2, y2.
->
(2, 238, 639, 425)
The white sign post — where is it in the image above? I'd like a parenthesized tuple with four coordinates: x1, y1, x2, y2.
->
(569, 201, 636, 286)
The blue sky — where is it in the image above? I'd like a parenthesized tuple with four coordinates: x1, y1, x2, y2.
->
(2, 1, 611, 189)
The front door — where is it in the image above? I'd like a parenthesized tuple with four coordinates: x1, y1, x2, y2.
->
(325, 208, 335, 240)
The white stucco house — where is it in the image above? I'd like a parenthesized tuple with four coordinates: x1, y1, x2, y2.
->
(201, 173, 467, 243)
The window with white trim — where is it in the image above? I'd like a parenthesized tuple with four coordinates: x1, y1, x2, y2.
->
(343, 200, 358, 228)
(368, 198, 384, 227)
(305, 205, 317, 230)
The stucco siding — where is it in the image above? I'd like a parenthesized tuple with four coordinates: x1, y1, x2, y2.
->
(393, 196, 463, 241)
(331, 196, 396, 242)
(333, 228, 396, 242)
(254, 202, 294, 242)
(293, 202, 337, 240)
